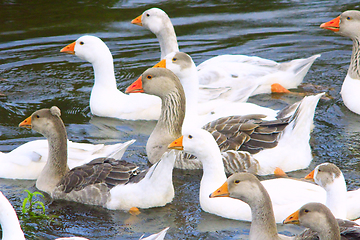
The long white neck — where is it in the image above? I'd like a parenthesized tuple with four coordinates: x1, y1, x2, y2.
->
(91, 52, 120, 91)
(324, 175, 347, 219)
(181, 69, 200, 129)
(157, 22, 179, 59)
(0, 193, 25, 240)
(198, 145, 227, 200)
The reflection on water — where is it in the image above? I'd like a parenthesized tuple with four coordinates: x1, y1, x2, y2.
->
(1, 0, 360, 239)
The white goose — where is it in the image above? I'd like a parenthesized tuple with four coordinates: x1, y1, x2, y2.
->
(168, 127, 328, 223)
(0, 191, 25, 240)
(131, 8, 320, 99)
(0, 136, 134, 180)
(60, 35, 161, 120)
(320, 10, 360, 115)
(126, 67, 323, 175)
(19, 106, 176, 210)
(305, 163, 360, 220)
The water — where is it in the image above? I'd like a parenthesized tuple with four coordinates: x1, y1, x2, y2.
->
(1, 0, 360, 239)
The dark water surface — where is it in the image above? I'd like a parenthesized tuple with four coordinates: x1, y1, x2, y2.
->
(1, 0, 360, 239)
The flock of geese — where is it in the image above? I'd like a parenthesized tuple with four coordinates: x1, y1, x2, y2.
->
(1, 7, 360, 240)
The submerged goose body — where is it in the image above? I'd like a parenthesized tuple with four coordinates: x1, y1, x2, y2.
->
(60, 35, 161, 120)
(126, 67, 322, 175)
(305, 163, 360, 221)
(321, 10, 360, 115)
(19, 106, 176, 210)
(0, 137, 134, 180)
(168, 130, 326, 223)
(132, 8, 320, 99)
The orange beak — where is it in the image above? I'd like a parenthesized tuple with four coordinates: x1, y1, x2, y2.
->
(60, 41, 76, 54)
(320, 15, 340, 32)
(283, 209, 300, 224)
(131, 14, 142, 26)
(209, 182, 230, 198)
(168, 136, 184, 150)
(153, 59, 166, 68)
(125, 76, 144, 93)
(19, 116, 32, 129)
(304, 169, 315, 181)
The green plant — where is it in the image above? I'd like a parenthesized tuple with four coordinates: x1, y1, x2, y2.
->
(22, 190, 46, 216)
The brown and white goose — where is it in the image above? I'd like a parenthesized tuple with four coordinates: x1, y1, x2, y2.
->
(131, 8, 320, 98)
(210, 172, 360, 239)
(126, 67, 323, 175)
(284, 202, 360, 240)
(320, 10, 360, 115)
(19, 106, 176, 210)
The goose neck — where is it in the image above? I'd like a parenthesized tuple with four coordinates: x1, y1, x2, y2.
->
(37, 121, 69, 194)
(349, 38, 360, 79)
(158, 25, 179, 59)
(325, 177, 347, 219)
(156, 90, 185, 137)
(248, 187, 279, 239)
(92, 55, 118, 90)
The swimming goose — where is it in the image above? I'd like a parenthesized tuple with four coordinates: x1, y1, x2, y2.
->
(131, 8, 320, 98)
(284, 202, 360, 240)
(19, 106, 176, 210)
(155, 51, 281, 127)
(208, 172, 359, 239)
(126, 67, 323, 175)
(60, 35, 161, 120)
(320, 10, 360, 115)
(168, 128, 326, 223)
(0, 137, 134, 180)
(305, 163, 360, 220)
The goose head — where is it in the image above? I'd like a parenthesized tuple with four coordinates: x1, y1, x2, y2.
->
(131, 8, 171, 35)
(60, 35, 112, 64)
(284, 202, 341, 239)
(321, 10, 360, 39)
(126, 67, 184, 100)
(19, 106, 63, 139)
(168, 128, 221, 160)
(155, 52, 197, 81)
(305, 163, 343, 191)
(209, 172, 264, 205)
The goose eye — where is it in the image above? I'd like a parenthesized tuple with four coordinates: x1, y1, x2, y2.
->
(304, 209, 310, 213)
(36, 115, 40, 118)
(234, 180, 240, 184)
(188, 135, 193, 139)
(172, 57, 177, 62)
(146, 75, 152, 80)
(146, 13, 150, 17)
(79, 41, 84, 45)
(347, 16, 351, 20)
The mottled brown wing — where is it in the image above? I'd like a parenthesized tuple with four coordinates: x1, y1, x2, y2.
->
(57, 157, 140, 193)
(203, 114, 291, 154)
